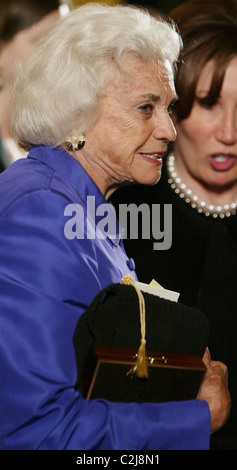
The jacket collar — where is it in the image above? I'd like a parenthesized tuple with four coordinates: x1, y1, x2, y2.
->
(28, 145, 124, 246)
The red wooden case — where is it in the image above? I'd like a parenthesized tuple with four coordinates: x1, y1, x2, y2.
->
(83, 346, 206, 403)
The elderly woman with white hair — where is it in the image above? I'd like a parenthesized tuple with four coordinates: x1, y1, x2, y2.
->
(0, 3, 230, 450)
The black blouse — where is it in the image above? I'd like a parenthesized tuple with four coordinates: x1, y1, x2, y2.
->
(111, 159, 237, 450)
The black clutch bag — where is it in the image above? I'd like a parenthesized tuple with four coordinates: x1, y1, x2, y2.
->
(73, 281, 209, 403)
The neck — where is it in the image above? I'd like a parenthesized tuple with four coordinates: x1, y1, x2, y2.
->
(167, 154, 237, 218)
(2, 137, 27, 164)
(61, 144, 113, 200)
(61, 144, 129, 200)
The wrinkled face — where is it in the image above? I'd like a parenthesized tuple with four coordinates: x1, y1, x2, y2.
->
(174, 57, 237, 190)
(83, 55, 177, 197)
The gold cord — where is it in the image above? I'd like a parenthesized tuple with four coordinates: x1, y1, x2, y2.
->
(121, 274, 148, 378)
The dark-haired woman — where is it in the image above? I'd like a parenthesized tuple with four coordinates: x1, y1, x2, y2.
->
(111, 0, 237, 450)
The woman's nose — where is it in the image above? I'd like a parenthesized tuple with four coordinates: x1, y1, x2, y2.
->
(216, 108, 237, 145)
(152, 113, 177, 143)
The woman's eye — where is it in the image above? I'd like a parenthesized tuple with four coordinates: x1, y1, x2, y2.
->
(138, 104, 153, 114)
(196, 97, 218, 110)
(168, 102, 176, 115)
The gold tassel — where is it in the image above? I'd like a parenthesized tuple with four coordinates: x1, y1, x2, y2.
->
(121, 274, 148, 379)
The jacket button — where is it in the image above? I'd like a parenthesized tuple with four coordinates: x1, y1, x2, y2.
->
(126, 258, 135, 271)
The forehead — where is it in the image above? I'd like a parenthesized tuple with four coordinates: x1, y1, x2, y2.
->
(106, 54, 176, 102)
(196, 57, 237, 95)
(196, 60, 215, 93)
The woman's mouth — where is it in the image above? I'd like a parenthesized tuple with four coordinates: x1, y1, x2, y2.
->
(140, 153, 164, 164)
(209, 154, 237, 171)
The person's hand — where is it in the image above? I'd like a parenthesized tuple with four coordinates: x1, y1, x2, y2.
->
(197, 347, 231, 434)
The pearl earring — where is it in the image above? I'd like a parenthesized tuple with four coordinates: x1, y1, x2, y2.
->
(65, 130, 85, 151)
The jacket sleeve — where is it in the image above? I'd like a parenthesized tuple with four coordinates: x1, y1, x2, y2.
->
(0, 190, 211, 450)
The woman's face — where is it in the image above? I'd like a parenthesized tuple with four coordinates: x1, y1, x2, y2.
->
(80, 55, 177, 198)
(174, 57, 237, 191)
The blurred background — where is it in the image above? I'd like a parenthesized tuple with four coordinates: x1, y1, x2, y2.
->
(70, 0, 184, 15)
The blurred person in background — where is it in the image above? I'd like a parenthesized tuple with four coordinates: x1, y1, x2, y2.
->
(0, 0, 70, 171)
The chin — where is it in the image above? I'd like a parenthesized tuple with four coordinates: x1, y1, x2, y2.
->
(207, 172, 237, 189)
(138, 172, 162, 187)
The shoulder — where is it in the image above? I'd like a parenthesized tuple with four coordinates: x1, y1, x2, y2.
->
(0, 157, 81, 218)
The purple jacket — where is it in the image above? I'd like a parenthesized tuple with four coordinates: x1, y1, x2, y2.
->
(0, 145, 210, 450)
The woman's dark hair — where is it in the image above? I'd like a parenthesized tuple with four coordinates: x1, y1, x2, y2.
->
(169, 0, 237, 121)
(0, 0, 61, 42)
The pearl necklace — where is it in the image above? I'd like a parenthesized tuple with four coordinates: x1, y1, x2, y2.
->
(167, 154, 237, 218)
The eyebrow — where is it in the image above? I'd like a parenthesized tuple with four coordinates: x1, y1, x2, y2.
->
(138, 93, 178, 105)
(138, 94, 160, 101)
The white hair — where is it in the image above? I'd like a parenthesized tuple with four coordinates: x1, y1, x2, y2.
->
(11, 2, 182, 149)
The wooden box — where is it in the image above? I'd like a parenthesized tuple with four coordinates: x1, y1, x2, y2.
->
(83, 346, 206, 403)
